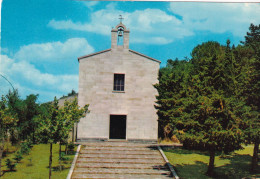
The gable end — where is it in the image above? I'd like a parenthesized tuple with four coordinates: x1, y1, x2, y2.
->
(78, 49, 111, 61)
(129, 49, 161, 64)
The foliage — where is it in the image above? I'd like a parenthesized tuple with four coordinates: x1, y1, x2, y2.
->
(155, 23, 260, 175)
(0, 94, 18, 139)
(0, 93, 18, 176)
(60, 89, 77, 99)
(240, 23, 260, 172)
(20, 141, 33, 155)
(37, 97, 88, 177)
(59, 152, 69, 161)
(68, 90, 77, 97)
(5, 159, 17, 171)
(4, 91, 40, 143)
(154, 59, 191, 138)
(58, 98, 89, 146)
(13, 151, 23, 163)
(155, 41, 249, 176)
(67, 143, 75, 151)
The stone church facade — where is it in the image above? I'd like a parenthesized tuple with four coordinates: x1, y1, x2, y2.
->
(77, 22, 160, 142)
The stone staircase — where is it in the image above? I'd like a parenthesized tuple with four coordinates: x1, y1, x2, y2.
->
(71, 142, 172, 178)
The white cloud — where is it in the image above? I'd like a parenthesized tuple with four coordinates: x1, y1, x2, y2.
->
(48, 4, 193, 44)
(0, 47, 8, 54)
(83, 1, 99, 9)
(0, 54, 78, 101)
(0, 37, 93, 102)
(169, 3, 260, 37)
(14, 38, 94, 62)
(48, 2, 260, 45)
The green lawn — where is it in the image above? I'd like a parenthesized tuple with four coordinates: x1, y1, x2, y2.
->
(164, 145, 260, 179)
(1, 144, 75, 179)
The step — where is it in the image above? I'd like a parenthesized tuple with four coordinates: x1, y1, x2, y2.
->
(77, 157, 165, 164)
(73, 168, 171, 175)
(81, 142, 157, 148)
(76, 163, 168, 169)
(82, 146, 156, 151)
(78, 153, 162, 159)
(80, 149, 159, 155)
(72, 173, 172, 179)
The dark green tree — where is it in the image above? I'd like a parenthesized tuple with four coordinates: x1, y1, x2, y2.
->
(240, 23, 260, 172)
(23, 94, 40, 143)
(155, 42, 245, 176)
(154, 59, 191, 139)
(5, 91, 40, 142)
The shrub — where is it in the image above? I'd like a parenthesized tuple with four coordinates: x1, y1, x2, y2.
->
(67, 143, 75, 153)
(13, 152, 23, 163)
(20, 141, 32, 155)
(59, 152, 69, 161)
(5, 159, 16, 171)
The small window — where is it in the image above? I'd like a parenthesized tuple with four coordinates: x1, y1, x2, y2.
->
(113, 74, 125, 91)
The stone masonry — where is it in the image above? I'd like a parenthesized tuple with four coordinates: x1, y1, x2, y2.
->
(77, 22, 161, 141)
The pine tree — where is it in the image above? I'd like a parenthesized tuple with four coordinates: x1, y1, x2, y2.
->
(155, 42, 245, 176)
(240, 23, 260, 172)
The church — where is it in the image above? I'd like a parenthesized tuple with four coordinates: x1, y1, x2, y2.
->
(76, 20, 160, 142)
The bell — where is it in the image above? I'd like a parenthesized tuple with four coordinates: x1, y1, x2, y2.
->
(118, 31, 123, 37)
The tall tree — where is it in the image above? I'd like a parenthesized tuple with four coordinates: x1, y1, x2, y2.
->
(57, 97, 89, 170)
(5, 91, 40, 143)
(5, 90, 25, 143)
(38, 98, 59, 179)
(38, 97, 89, 178)
(240, 23, 260, 172)
(24, 94, 40, 143)
(155, 59, 191, 139)
(155, 42, 245, 176)
(0, 95, 17, 176)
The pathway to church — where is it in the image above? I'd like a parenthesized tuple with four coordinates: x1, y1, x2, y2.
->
(70, 142, 173, 178)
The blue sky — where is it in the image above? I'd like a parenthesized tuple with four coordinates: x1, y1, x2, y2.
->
(1, 0, 260, 103)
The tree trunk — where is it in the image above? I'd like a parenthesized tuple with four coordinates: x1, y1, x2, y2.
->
(251, 141, 259, 172)
(49, 143, 52, 179)
(59, 142, 62, 171)
(75, 123, 78, 142)
(65, 144, 68, 155)
(206, 146, 215, 176)
(72, 124, 74, 143)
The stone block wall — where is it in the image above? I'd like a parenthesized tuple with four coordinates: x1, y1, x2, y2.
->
(77, 47, 160, 141)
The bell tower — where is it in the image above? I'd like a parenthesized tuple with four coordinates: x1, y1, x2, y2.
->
(111, 15, 130, 49)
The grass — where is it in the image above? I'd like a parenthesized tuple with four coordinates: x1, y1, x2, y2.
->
(163, 145, 260, 179)
(1, 143, 76, 179)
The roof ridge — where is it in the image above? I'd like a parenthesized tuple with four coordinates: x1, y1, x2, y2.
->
(129, 49, 161, 63)
(77, 48, 161, 64)
(78, 49, 111, 61)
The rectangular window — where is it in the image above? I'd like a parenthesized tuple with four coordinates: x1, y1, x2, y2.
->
(113, 74, 125, 91)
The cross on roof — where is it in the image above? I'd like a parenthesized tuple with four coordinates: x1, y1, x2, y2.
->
(119, 15, 124, 23)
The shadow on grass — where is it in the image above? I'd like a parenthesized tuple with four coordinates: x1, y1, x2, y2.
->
(46, 165, 71, 171)
(1, 169, 17, 177)
(52, 165, 71, 171)
(164, 147, 223, 157)
(165, 149, 260, 179)
(173, 161, 210, 179)
(215, 154, 260, 179)
(2, 150, 17, 158)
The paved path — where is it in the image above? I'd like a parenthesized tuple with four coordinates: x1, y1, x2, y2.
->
(71, 142, 172, 178)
